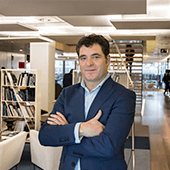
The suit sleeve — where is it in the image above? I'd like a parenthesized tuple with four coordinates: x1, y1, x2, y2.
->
(38, 89, 77, 146)
(66, 90, 136, 158)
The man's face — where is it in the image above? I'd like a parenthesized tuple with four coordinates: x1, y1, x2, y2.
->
(78, 44, 110, 86)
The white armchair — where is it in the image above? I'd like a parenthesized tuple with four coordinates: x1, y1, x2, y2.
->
(0, 131, 27, 170)
(30, 130, 62, 170)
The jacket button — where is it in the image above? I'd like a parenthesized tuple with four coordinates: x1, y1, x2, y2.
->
(71, 162, 75, 166)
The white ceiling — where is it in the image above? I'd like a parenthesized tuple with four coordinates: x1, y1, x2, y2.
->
(0, 0, 146, 16)
(0, 0, 170, 62)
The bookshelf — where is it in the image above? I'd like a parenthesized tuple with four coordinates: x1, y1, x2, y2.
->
(0, 69, 41, 133)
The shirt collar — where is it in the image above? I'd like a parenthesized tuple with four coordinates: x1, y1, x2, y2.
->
(81, 73, 110, 92)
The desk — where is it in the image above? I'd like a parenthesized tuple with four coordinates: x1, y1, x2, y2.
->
(0, 131, 19, 142)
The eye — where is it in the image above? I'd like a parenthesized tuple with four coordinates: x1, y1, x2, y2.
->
(93, 55, 100, 59)
(80, 56, 86, 60)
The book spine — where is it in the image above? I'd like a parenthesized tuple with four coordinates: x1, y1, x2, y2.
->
(16, 94, 24, 102)
(29, 105, 35, 117)
(3, 104, 6, 116)
(7, 72, 14, 85)
(20, 105, 30, 117)
(18, 108, 23, 117)
(26, 106, 33, 117)
(7, 105, 13, 116)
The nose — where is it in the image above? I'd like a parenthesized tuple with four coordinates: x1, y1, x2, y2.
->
(86, 58, 94, 66)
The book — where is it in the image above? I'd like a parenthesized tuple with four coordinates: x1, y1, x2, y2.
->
(6, 105, 12, 116)
(26, 106, 34, 117)
(11, 89, 17, 101)
(18, 91, 26, 101)
(29, 105, 35, 116)
(4, 74, 10, 85)
(18, 108, 24, 117)
(9, 104, 18, 117)
(10, 72, 17, 86)
(17, 73, 21, 86)
(18, 73, 24, 86)
(22, 73, 28, 87)
(3, 73, 6, 85)
(30, 74, 36, 86)
(27, 73, 33, 86)
(3, 104, 7, 116)
(20, 105, 29, 117)
(6, 88, 12, 101)
(13, 107, 20, 117)
(7, 72, 14, 85)
(2, 87, 5, 100)
(26, 88, 35, 101)
(16, 94, 24, 102)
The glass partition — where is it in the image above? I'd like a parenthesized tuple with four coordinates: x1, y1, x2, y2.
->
(143, 62, 166, 89)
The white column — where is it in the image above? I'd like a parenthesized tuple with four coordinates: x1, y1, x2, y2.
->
(30, 42, 55, 112)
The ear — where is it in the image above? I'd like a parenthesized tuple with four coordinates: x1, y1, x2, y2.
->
(106, 55, 110, 66)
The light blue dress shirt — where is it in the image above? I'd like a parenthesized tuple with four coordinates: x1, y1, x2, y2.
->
(74, 73, 110, 170)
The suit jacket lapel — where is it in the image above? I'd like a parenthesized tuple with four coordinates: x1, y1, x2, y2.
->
(72, 85, 86, 121)
(86, 77, 116, 120)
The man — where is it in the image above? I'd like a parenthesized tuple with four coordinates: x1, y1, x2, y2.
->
(162, 70, 170, 94)
(63, 69, 73, 88)
(39, 34, 136, 170)
(125, 44, 135, 74)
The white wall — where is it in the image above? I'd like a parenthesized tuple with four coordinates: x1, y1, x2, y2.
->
(0, 51, 26, 69)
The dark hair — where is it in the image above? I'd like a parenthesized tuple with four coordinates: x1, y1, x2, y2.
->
(70, 69, 73, 74)
(76, 34, 110, 59)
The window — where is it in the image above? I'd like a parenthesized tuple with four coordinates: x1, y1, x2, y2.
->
(143, 62, 166, 89)
(65, 61, 76, 73)
(55, 60, 63, 87)
(55, 60, 76, 87)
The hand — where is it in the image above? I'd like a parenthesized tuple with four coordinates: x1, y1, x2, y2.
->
(47, 112, 68, 125)
(79, 110, 105, 137)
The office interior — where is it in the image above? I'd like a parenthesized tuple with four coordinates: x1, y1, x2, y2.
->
(0, 0, 170, 169)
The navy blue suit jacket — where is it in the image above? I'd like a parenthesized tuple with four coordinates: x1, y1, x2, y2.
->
(39, 77, 136, 170)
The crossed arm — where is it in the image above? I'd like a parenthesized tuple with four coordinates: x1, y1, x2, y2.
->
(47, 110, 105, 138)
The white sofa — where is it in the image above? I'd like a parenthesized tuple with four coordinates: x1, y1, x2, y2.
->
(0, 131, 27, 170)
(30, 130, 63, 170)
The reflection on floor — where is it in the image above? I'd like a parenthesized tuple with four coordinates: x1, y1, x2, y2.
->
(135, 90, 170, 170)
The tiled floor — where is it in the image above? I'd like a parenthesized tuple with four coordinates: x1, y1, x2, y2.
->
(135, 90, 170, 170)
